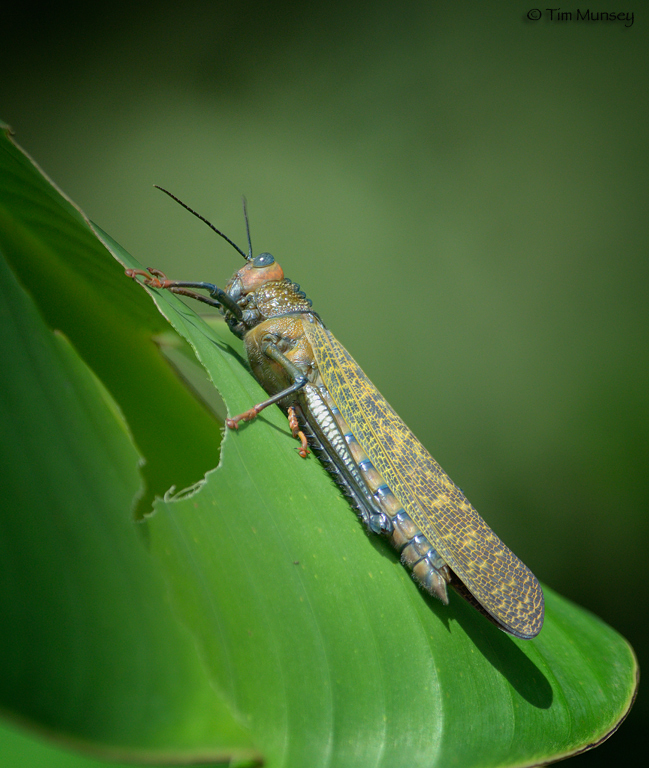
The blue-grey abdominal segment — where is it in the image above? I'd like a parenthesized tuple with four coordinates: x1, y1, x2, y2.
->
(309, 380, 451, 604)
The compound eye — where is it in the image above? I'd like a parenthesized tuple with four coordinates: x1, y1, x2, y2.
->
(252, 252, 275, 268)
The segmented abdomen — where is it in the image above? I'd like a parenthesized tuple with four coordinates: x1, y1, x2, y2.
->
(302, 316, 544, 639)
(300, 378, 452, 605)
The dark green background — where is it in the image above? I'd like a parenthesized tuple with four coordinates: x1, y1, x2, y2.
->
(1, 1, 646, 766)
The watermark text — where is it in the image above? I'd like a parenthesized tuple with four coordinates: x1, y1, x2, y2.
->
(527, 9, 635, 26)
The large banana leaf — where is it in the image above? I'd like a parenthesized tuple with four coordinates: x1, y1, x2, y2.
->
(0, 121, 637, 767)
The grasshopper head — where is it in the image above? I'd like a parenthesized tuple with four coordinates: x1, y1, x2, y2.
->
(226, 253, 285, 302)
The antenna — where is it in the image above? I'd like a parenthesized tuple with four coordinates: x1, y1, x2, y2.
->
(154, 185, 250, 261)
(241, 195, 253, 260)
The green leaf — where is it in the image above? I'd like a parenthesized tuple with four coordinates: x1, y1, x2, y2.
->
(0, 121, 638, 767)
(126, 275, 638, 768)
(0, 122, 258, 764)
(0, 120, 223, 516)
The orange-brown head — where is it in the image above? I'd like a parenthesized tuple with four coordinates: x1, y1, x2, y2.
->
(225, 253, 285, 301)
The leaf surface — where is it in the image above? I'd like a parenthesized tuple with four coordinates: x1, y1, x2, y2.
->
(0, 121, 638, 767)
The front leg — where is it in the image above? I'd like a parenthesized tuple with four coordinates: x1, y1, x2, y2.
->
(125, 268, 243, 318)
(226, 339, 310, 456)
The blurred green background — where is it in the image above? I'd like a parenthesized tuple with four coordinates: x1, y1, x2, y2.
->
(1, 1, 646, 766)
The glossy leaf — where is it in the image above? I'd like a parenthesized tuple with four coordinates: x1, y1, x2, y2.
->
(0, 122, 257, 765)
(0, 122, 638, 767)
(122, 273, 637, 768)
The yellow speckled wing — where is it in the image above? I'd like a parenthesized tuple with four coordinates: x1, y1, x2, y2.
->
(303, 318, 544, 639)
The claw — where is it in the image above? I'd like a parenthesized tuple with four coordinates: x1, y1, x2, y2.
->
(288, 406, 310, 458)
(226, 406, 262, 430)
(124, 267, 169, 289)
